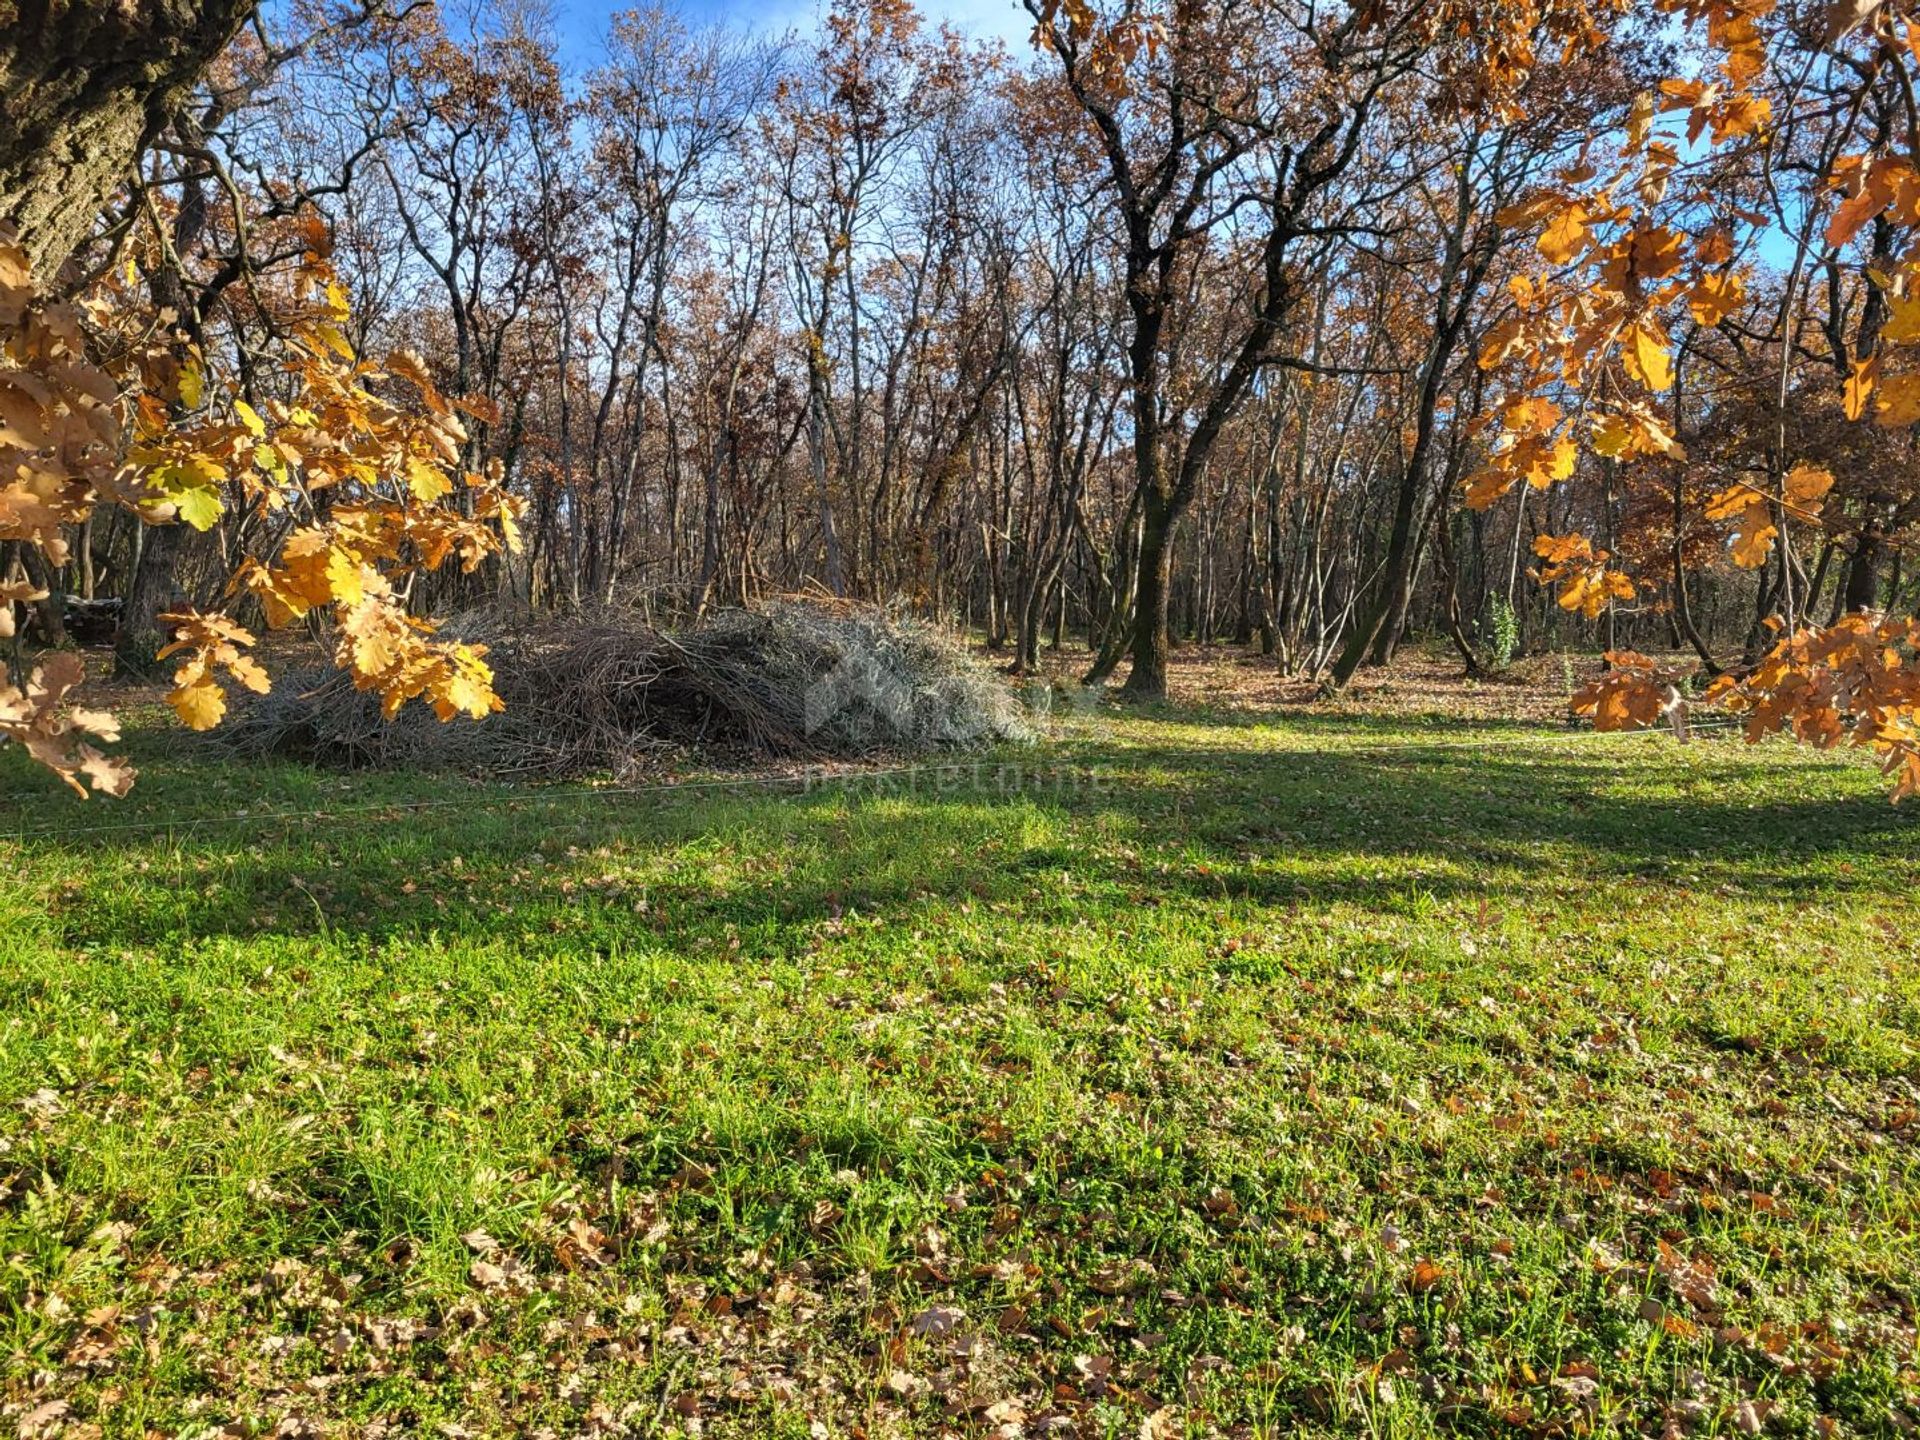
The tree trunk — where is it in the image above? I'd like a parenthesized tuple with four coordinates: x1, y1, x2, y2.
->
(1841, 510, 1882, 614)
(1326, 459, 1419, 690)
(116, 520, 184, 674)
(1671, 471, 1719, 673)
(2, 0, 254, 275)
(29, 555, 66, 647)
(804, 361, 845, 597)
(1370, 514, 1436, 668)
(1121, 488, 1174, 698)
(1432, 509, 1480, 676)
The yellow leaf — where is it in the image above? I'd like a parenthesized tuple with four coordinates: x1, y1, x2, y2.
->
(1688, 272, 1743, 327)
(1630, 226, 1686, 281)
(1556, 571, 1596, 615)
(326, 547, 366, 607)
(1883, 291, 1920, 343)
(339, 600, 404, 678)
(1573, 665, 1672, 731)
(1494, 194, 1557, 229)
(1588, 407, 1685, 462)
(174, 484, 224, 532)
(1538, 202, 1589, 265)
(1845, 358, 1877, 420)
(1463, 468, 1513, 510)
(178, 358, 205, 410)
(1531, 533, 1633, 619)
(1712, 94, 1770, 143)
(1635, 408, 1685, 458)
(405, 453, 453, 504)
(234, 400, 267, 437)
(315, 324, 355, 362)
(1705, 485, 1776, 568)
(153, 454, 226, 492)
(1875, 370, 1920, 426)
(432, 648, 502, 720)
(168, 679, 227, 730)
(1592, 413, 1635, 457)
(228, 654, 272, 694)
(1785, 463, 1834, 509)
(496, 499, 523, 553)
(1535, 533, 1593, 566)
(1624, 321, 1674, 392)
(1526, 437, 1578, 489)
(1827, 157, 1895, 249)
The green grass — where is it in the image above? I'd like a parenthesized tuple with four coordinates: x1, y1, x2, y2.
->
(1, 693, 1917, 1438)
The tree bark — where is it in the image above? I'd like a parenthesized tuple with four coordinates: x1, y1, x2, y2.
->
(2, 0, 254, 275)
(1841, 508, 1883, 614)
(116, 521, 184, 674)
(1326, 457, 1419, 689)
(1123, 487, 1175, 697)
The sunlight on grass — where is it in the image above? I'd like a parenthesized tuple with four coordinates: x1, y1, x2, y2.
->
(1, 702, 1915, 1438)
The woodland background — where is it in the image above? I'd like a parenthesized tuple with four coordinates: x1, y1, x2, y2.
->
(13, 0, 1910, 711)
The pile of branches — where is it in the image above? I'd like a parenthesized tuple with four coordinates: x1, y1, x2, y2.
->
(215, 600, 1031, 776)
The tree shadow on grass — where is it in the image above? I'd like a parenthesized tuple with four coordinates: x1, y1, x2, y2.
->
(12, 724, 1914, 956)
(1069, 700, 1570, 737)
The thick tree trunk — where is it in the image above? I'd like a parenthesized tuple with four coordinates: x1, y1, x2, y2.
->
(1121, 488, 1174, 698)
(1, 0, 254, 274)
(1841, 511, 1882, 614)
(116, 521, 184, 674)
(1369, 520, 1433, 668)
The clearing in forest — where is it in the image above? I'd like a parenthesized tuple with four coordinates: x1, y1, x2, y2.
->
(1, 654, 1916, 1439)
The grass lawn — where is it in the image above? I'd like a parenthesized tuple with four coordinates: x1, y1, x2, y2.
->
(2, 658, 1917, 1438)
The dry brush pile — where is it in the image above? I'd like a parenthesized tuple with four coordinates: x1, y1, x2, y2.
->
(214, 600, 1033, 777)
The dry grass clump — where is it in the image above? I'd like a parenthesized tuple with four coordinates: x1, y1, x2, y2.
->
(215, 600, 1031, 776)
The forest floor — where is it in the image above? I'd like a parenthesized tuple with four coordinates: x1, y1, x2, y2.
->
(2, 646, 1917, 1440)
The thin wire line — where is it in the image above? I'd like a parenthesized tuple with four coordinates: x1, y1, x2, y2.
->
(0, 718, 1760, 845)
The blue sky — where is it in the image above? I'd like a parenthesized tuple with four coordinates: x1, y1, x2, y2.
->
(550, 0, 1036, 65)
